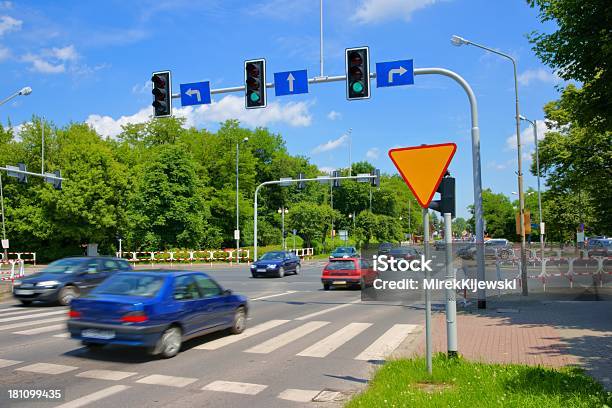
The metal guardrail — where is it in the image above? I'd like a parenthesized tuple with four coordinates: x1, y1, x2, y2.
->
(115, 248, 314, 263)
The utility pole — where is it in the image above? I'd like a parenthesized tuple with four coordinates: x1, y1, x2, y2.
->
(0, 174, 7, 260)
(348, 128, 353, 176)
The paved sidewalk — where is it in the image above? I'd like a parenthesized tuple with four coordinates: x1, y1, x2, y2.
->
(400, 290, 612, 390)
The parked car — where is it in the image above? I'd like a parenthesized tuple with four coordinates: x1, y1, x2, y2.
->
(388, 246, 421, 260)
(321, 258, 376, 290)
(458, 239, 514, 260)
(377, 242, 394, 256)
(250, 251, 301, 278)
(329, 246, 359, 259)
(13, 257, 132, 306)
(587, 238, 612, 257)
(67, 270, 248, 358)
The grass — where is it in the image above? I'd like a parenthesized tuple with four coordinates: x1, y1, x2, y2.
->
(346, 354, 611, 408)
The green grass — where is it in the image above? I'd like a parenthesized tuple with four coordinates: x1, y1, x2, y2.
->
(346, 354, 611, 408)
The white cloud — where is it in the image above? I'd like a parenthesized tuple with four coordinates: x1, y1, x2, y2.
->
(517, 68, 561, 86)
(318, 166, 335, 174)
(47, 45, 78, 61)
(353, 0, 437, 24)
(86, 95, 313, 138)
(327, 110, 342, 121)
(0, 45, 9, 61)
(366, 147, 380, 160)
(505, 120, 550, 150)
(0, 15, 21, 36)
(22, 53, 65, 73)
(132, 80, 152, 94)
(0, 2, 14, 9)
(312, 134, 348, 154)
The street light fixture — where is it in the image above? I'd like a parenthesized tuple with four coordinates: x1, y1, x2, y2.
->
(451, 34, 529, 296)
(0, 86, 32, 107)
(236, 137, 249, 263)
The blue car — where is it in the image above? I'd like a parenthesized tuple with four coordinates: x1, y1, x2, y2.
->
(250, 251, 301, 278)
(67, 270, 248, 358)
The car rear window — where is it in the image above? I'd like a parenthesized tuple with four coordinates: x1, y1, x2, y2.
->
(92, 274, 165, 297)
(326, 260, 356, 270)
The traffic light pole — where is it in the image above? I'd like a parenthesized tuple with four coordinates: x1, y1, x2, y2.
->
(423, 208, 432, 375)
(0, 167, 65, 182)
(444, 212, 458, 357)
(171, 68, 486, 307)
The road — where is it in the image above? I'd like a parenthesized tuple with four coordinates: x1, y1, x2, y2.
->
(0, 261, 425, 408)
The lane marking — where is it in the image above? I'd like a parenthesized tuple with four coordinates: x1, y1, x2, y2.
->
(194, 319, 290, 350)
(244, 321, 329, 354)
(53, 385, 131, 408)
(53, 333, 70, 338)
(0, 309, 66, 323)
(202, 380, 267, 395)
(0, 316, 66, 331)
(294, 299, 360, 321)
(297, 322, 372, 358)
(13, 324, 65, 335)
(0, 358, 22, 368)
(250, 290, 297, 301)
(136, 374, 197, 388)
(277, 388, 320, 402)
(355, 324, 420, 361)
(76, 370, 137, 381)
(0, 307, 66, 317)
(17, 362, 78, 375)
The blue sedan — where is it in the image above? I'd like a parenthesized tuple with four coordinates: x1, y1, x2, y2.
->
(67, 270, 248, 358)
(250, 251, 301, 278)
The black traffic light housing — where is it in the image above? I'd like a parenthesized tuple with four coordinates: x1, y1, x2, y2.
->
(245, 59, 266, 109)
(428, 173, 455, 218)
(297, 173, 306, 190)
(17, 163, 27, 184)
(345, 47, 370, 100)
(151, 71, 172, 118)
(332, 170, 341, 188)
(371, 169, 380, 187)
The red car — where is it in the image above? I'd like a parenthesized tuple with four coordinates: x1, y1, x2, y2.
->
(321, 258, 376, 290)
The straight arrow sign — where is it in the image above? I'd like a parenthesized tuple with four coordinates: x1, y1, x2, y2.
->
(274, 70, 308, 96)
(287, 73, 295, 93)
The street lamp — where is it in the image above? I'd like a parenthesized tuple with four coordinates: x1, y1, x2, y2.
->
(236, 137, 248, 263)
(452, 34, 529, 296)
(0, 87, 32, 107)
(278, 207, 289, 250)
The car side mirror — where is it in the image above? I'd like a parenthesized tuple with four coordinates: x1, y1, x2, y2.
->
(223, 289, 232, 295)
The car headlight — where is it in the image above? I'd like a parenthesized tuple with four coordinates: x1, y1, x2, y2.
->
(266, 264, 278, 269)
(37, 280, 60, 287)
(250, 264, 256, 269)
(13, 279, 22, 286)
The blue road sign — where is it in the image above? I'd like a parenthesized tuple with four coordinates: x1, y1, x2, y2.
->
(376, 60, 414, 88)
(180, 81, 211, 106)
(274, 69, 308, 96)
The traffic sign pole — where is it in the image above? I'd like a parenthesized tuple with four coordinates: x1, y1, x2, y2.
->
(444, 212, 458, 357)
(423, 208, 432, 374)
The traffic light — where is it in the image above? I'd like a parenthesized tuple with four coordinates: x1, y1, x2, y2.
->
(245, 59, 266, 109)
(428, 175, 455, 218)
(345, 47, 370, 100)
(151, 71, 172, 118)
(44, 170, 62, 190)
(297, 173, 306, 190)
(17, 163, 27, 184)
(371, 169, 380, 187)
(332, 170, 341, 188)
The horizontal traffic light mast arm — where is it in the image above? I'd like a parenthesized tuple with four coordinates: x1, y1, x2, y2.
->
(0, 167, 66, 181)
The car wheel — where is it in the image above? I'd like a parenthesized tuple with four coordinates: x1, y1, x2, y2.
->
(277, 267, 285, 278)
(323, 283, 330, 291)
(231, 307, 247, 334)
(58, 285, 79, 306)
(155, 326, 182, 359)
(294, 264, 301, 275)
(19, 300, 32, 306)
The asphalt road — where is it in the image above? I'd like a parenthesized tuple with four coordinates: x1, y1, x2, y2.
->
(0, 261, 426, 408)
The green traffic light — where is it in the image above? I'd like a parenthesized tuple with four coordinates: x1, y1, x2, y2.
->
(250, 92, 260, 102)
(351, 81, 364, 93)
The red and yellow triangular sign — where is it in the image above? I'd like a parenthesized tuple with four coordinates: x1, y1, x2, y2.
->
(388, 143, 457, 208)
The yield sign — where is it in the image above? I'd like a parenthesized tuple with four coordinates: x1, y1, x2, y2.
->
(388, 143, 457, 208)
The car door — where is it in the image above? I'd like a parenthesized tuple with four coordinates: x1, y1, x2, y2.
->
(77, 259, 105, 292)
(172, 275, 202, 336)
(192, 274, 232, 328)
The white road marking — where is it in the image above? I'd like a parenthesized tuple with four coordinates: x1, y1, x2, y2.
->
(0, 309, 66, 323)
(277, 388, 320, 402)
(13, 324, 65, 335)
(202, 380, 267, 395)
(0, 316, 66, 331)
(17, 362, 78, 375)
(195, 319, 290, 350)
(355, 324, 420, 361)
(76, 370, 137, 381)
(244, 321, 329, 354)
(0, 307, 66, 317)
(136, 374, 197, 388)
(0, 358, 22, 368)
(297, 322, 372, 358)
(53, 333, 70, 338)
(294, 299, 360, 321)
(250, 290, 297, 301)
(53, 385, 131, 408)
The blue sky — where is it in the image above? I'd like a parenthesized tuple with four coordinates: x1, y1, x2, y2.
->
(0, 0, 562, 218)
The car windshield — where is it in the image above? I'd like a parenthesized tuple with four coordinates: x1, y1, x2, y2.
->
(260, 252, 284, 260)
(92, 274, 165, 297)
(326, 260, 356, 270)
(389, 248, 417, 255)
(487, 240, 507, 246)
(41, 258, 85, 274)
(333, 247, 352, 253)
(597, 240, 612, 247)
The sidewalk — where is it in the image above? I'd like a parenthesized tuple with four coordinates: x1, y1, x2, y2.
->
(401, 289, 612, 390)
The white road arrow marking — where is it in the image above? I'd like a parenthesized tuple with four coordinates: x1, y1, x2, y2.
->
(388, 66, 408, 83)
(287, 72, 295, 92)
(186, 88, 201, 102)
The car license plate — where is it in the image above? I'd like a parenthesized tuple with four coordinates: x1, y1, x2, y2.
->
(15, 289, 34, 295)
(82, 329, 115, 339)
(257, 268, 266, 272)
(333, 281, 347, 285)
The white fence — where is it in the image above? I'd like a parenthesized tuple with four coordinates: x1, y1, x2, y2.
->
(115, 248, 314, 264)
(0, 252, 36, 265)
(0, 259, 26, 283)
